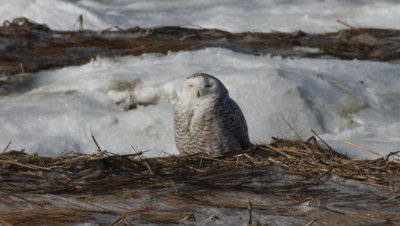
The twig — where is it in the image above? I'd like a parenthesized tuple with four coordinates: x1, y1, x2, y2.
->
(311, 129, 335, 153)
(205, 215, 220, 222)
(260, 146, 295, 159)
(143, 161, 154, 175)
(123, 217, 133, 226)
(267, 157, 289, 168)
(180, 214, 196, 222)
(19, 63, 25, 74)
(200, 156, 232, 164)
(2, 141, 11, 153)
(51, 152, 104, 166)
(336, 20, 360, 31)
(169, 179, 179, 193)
(0, 159, 51, 171)
(110, 215, 124, 226)
(386, 151, 400, 159)
(131, 145, 145, 161)
(73, 14, 84, 30)
(55, 150, 74, 159)
(304, 218, 316, 226)
(346, 141, 400, 164)
(244, 153, 255, 161)
(322, 206, 347, 215)
(247, 201, 253, 225)
(187, 165, 206, 173)
(281, 116, 303, 141)
(345, 141, 382, 157)
(91, 132, 102, 152)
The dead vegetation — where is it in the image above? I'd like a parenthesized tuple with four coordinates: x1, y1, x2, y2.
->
(0, 137, 399, 224)
(1, 17, 400, 79)
(1, 137, 399, 194)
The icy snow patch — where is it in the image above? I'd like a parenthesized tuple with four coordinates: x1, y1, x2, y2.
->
(0, 48, 399, 158)
(0, 0, 109, 30)
(1, 0, 400, 32)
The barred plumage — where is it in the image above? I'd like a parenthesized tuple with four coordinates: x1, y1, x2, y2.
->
(174, 73, 252, 155)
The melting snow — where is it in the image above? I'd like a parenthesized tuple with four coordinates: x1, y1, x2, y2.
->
(1, 48, 399, 158)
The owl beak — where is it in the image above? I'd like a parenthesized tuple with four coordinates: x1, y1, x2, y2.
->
(197, 90, 200, 98)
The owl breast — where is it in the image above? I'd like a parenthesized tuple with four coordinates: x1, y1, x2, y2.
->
(174, 95, 250, 155)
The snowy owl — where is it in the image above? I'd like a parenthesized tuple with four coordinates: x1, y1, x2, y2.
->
(174, 73, 252, 155)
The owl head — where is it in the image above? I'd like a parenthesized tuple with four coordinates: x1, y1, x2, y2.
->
(181, 73, 229, 100)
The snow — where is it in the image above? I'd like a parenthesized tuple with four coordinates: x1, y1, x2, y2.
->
(0, 0, 109, 30)
(1, 48, 399, 159)
(1, 0, 399, 159)
(1, 0, 400, 32)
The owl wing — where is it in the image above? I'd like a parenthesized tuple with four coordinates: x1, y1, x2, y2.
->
(216, 97, 252, 150)
(174, 96, 252, 155)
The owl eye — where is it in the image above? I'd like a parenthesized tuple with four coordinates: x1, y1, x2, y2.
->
(205, 84, 212, 88)
(188, 84, 194, 87)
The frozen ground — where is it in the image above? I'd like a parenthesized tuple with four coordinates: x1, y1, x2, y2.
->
(2, 170, 397, 225)
(1, 48, 399, 159)
(0, 0, 400, 32)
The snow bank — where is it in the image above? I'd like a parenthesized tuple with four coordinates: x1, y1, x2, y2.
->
(1, 0, 400, 32)
(1, 48, 399, 158)
(0, 0, 108, 30)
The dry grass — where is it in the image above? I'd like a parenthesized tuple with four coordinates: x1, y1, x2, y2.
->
(0, 137, 399, 225)
(2, 17, 400, 79)
(0, 208, 93, 225)
(1, 137, 398, 194)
